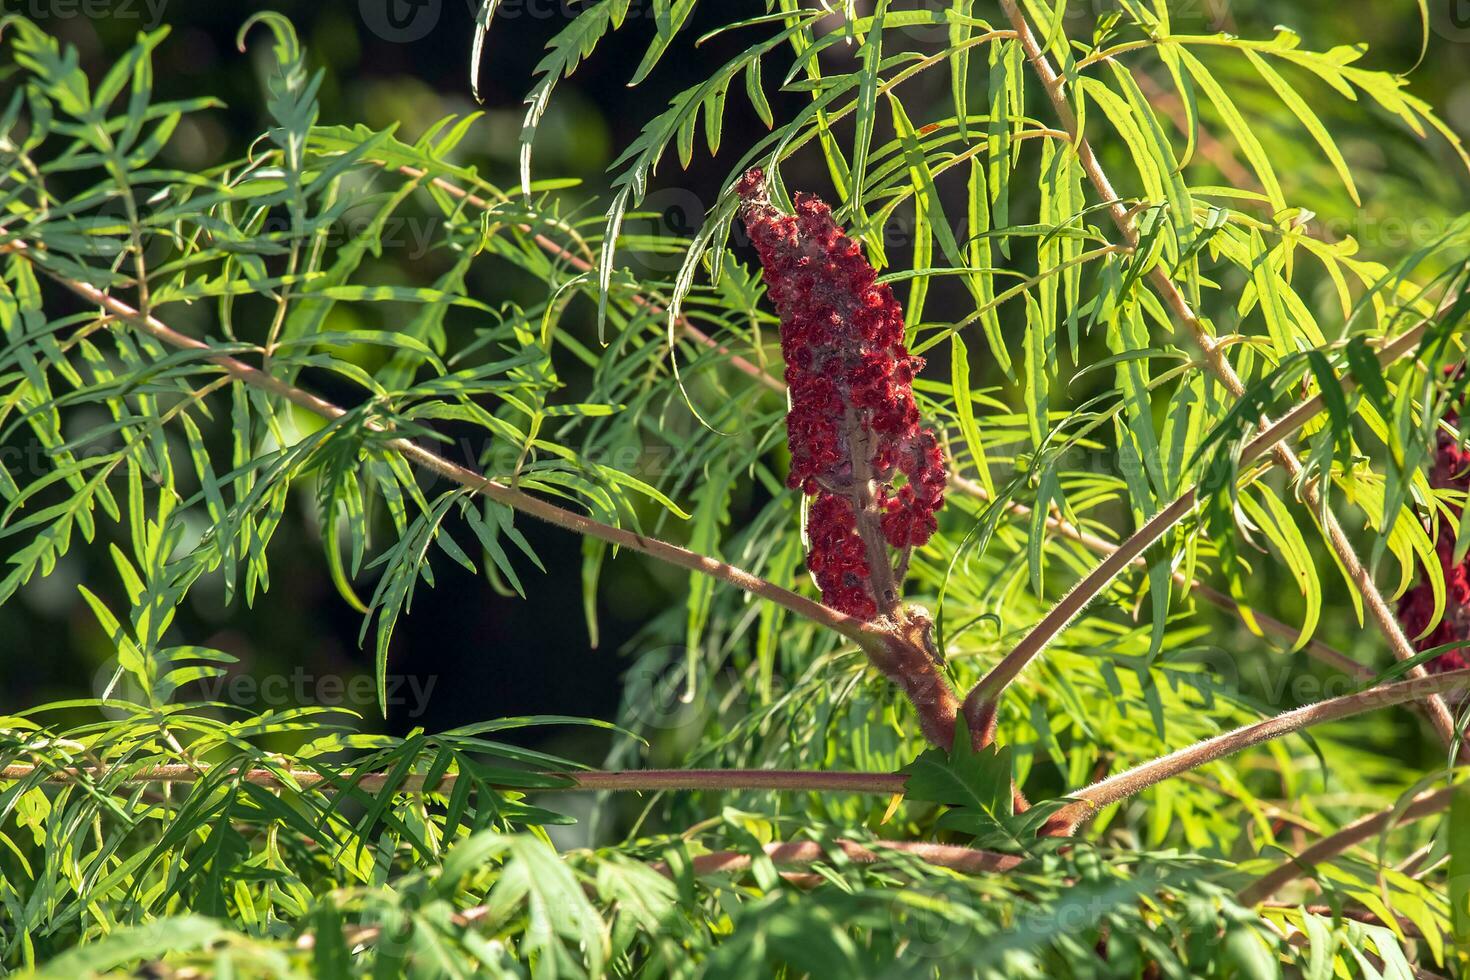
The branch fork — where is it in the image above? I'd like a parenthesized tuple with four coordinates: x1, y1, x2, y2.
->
(960, 0, 1463, 757)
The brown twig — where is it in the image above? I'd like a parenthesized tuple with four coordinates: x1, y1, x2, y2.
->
(961, 316, 1433, 742)
(5, 241, 866, 645)
(7, 221, 965, 750)
(952, 473, 1369, 679)
(1237, 785, 1455, 906)
(1047, 670, 1470, 833)
(970, 1, 1459, 749)
(1259, 902, 1428, 938)
(6, 762, 1035, 904)
(0, 763, 909, 796)
(9, 170, 959, 753)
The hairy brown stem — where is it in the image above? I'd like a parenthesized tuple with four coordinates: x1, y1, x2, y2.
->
(964, 490, 1198, 745)
(1260, 903, 1428, 939)
(952, 475, 1369, 679)
(9, 758, 1039, 836)
(0, 763, 909, 795)
(957, 342, 1417, 739)
(8, 242, 862, 643)
(8, 241, 976, 751)
(1046, 670, 1470, 834)
(1236, 785, 1455, 906)
(844, 406, 903, 619)
(977, 1, 1458, 748)
(859, 630, 962, 750)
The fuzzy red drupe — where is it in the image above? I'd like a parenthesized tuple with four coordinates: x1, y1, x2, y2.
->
(1398, 370, 1470, 672)
(736, 168, 947, 620)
